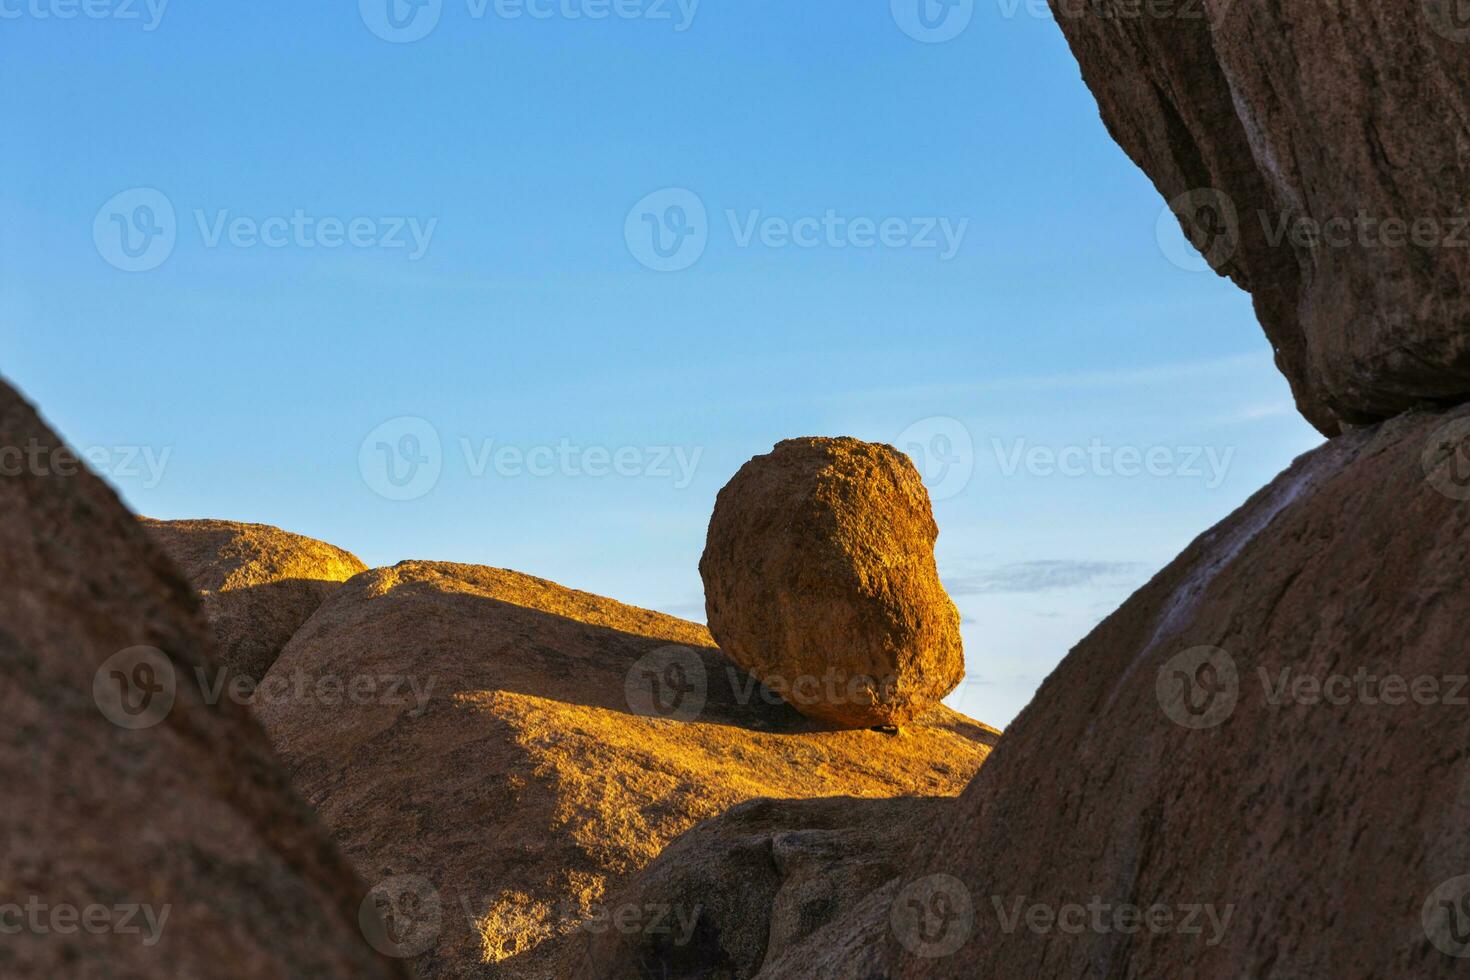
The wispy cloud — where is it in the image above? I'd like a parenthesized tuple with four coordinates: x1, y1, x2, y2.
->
(827, 352, 1273, 405)
(945, 560, 1151, 596)
(1211, 402, 1294, 425)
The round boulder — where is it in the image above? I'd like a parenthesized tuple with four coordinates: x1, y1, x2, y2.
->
(699, 437, 964, 728)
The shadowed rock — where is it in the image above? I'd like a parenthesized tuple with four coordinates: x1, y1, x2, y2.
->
(566, 795, 962, 979)
(699, 437, 965, 728)
(141, 517, 366, 683)
(1048, 0, 1470, 433)
(0, 379, 403, 979)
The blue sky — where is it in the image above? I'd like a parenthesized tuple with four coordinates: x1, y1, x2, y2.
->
(2, 0, 1321, 727)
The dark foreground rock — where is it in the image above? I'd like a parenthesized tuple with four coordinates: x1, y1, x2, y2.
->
(1050, 0, 1470, 433)
(767, 403, 1470, 978)
(0, 380, 402, 979)
(700, 437, 965, 728)
(254, 560, 998, 979)
(567, 794, 952, 979)
(141, 517, 366, 683)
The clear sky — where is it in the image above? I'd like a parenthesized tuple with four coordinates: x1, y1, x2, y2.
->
(2, 0, 1322, 728)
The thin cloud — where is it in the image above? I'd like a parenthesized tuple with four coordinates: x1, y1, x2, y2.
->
(828, 352, 1272, 405)
(945, 560, 1151, 596)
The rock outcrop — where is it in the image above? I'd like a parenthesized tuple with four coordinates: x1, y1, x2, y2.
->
(141, 517, 366, 683)
(699, 437, 965, 728)
(568, 794, 956, 979)
(772, 403, 1470, 978)
(1049, 0, 1470, 433)
(0, 380, 401, 979)
(253, 560, 997, 979)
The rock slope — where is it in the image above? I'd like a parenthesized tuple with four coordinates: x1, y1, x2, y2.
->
(0, 379, 402, 979)
(776, 403, 1470, 978)
(141, 517, 367, 683)
(1049, 0, 1470, 433)
(254, 560, 998, 979)
(700, 437, 964, 727)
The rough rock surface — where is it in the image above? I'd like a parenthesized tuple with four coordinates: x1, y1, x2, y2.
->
(141, 517, 366, 683)
(254, 560, 998, 979)
(568, 795, 955, 979)
(776, 403, 1470, 978)
(1050, 0, 1470, 433)
(0, 380, 402, 979)
(699, 437, 964, 728)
